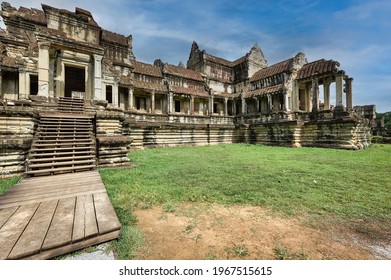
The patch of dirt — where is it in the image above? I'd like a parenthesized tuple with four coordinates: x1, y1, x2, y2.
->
(134, 203, 390, 260)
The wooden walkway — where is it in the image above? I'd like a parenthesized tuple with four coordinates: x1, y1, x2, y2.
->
(0, 171, 121, 260)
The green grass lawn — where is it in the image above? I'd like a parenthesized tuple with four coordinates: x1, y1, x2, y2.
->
(1, 144, 390, 259)
(99, 143, 391, 259)
(0, 176, 20, 196)
(101, 144, 391, 220)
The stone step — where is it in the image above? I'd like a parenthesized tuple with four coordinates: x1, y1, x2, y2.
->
(32, 142, 94, 148)
(28, 155, 95, 163)
(28, 159, 96, 169)
(29, 146, 96, 153)
(29, 150, 96, 158)
(24, 164, 96, 176)
(34, 138, 95, 144)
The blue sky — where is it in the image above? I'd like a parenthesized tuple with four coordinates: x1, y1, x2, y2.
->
(3, 0, 391, 112)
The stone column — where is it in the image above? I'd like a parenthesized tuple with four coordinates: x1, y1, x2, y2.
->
(168, 92, 173, 113)
(190, 95, 195, 115)
(0, 70, 2, 99)
(306, 82, 312, 112)
(112, 83, 119, 107)
(323, 80, 331, 110)
(292, 80, 299, 111)
(93, 54, 103, 100)
(209, 95, 214, 114)
(38, 42, 50, 97)
(128, 87, 134, 110)
(18, 70, 27, 99)
(241, 97, 246, 115)
(224, 97, 228, 116)
(335, 73, 344, 108)
(345, 77, 353, 110)
(151, 91, 155, 113)
(284, 94, 290, 111)
(311, 77, 319, 111)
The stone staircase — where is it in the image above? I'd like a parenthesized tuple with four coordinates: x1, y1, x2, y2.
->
(25, 98, 96, 176)
(57, 96, 85, 112)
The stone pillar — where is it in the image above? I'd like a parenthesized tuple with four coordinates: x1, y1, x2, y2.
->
(242, 97, 246, 115)
(38, 42, 50, 97)
(0, 70, 2, 99)
(190, 96, 195, 115)
(112, 83, 118, 107)
(335, 74, 344, 108)
(292, 80, 299, 111)
(128, 87, 134, 109)
(284, 94, 290, 111)
(168, 92, 173, 113)
(18, 70, 27, 99)
(224, 97, 228, 116)
(311, 77, 319, 111)
(151, 91, 155, 113)
(345, 77, 353, 110)
(93, 54, 103, 100)
(209, 95, 214, 114)
(306, 82, 312, 112)
(323, 80, 331, 110)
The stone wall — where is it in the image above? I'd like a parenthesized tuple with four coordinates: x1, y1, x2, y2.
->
(0, 106, 37, 176)
(235, 112, 371, 150)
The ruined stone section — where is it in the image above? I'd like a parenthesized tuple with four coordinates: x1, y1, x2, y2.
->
(300, 116, 371, 150)
(0, 106, 37, 175)
(96, 136, 132, 166)
(125, 122, 234, 148)
(95, 109, 132, 166)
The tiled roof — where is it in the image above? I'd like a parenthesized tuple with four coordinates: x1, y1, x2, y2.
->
(204, 54, 232, 67)
(232, 55, 247, 66)
(170, 85, 209, 97)
(297, 59, 340, 80)
(165, 64, 204, 82)
(134, 61, 163, 78)
(133, 80, 167, 93)
(245, 84, 284, 98)
(250, 58, 293, 82)
(101, 30, 128, 46)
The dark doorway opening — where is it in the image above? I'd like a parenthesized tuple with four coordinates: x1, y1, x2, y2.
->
(175, 100, 181, 113)
(30, 75, 38, 95)
(106, 85, 113, 104)
(65, 66, 85, 98)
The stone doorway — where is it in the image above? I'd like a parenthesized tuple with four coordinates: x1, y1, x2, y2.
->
(65, 66, 85, 98)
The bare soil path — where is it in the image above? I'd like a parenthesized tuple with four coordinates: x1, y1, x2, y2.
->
(134, 203, 390, 260)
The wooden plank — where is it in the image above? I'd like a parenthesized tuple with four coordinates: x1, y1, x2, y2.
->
(8, 200, 58, 259)
(24, 230, 121, 260)
(42, 197, 76, 250)
(0, 207, 18, 229)
(0, 185, 103, 206)
(72, 195, 98, 242)
(0, 203, 39, 260)
(94, 192, 121, 235)
(0, 189, 105, 209)
(1, 179, 103, 198)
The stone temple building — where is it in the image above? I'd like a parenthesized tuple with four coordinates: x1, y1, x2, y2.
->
(0, 2, 371, 176)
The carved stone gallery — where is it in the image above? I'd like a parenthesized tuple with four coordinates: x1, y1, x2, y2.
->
(0, 2, 373, 176)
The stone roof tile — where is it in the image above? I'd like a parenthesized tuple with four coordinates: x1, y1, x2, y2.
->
(134, 61, 163, 78)
(134, 80, 167, 93)
(250, 58, 293, 82)
(170, 85, 209, 97)
(165, 64, 204, 81)
(245, 84, 284, 97)
(297, 59, 340, 80)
